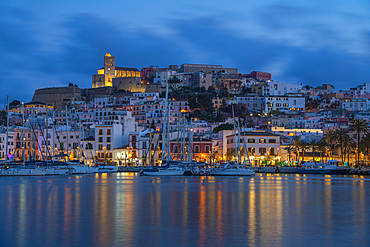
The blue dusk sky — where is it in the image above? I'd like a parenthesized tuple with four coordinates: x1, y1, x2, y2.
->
(1, 0, 370, 102)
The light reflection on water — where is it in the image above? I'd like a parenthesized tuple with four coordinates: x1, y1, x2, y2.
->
(0, 173, 369, 247)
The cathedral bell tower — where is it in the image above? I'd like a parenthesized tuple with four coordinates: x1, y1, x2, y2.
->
(104, 53, 115, 87)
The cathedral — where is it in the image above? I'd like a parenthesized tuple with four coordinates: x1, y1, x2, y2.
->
(92, 53, 140, 88)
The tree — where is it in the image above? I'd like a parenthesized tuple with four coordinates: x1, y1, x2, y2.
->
(9, 100, 20, 109)
(323, 129, 335, 159)
(292, 137, 301, 162)
(213, 123, 234, 133)
(317, 139, 327, 162)
(284, 145, 294, 165)
(334, 128, 350, 164)
(308, 139, 319, 161)
(348, 119, 369, 165)
(0, 110, 6, 126)
(299, 140, 308, 162)
(226, 148, 236, 161)
(360, 134, 370, 164)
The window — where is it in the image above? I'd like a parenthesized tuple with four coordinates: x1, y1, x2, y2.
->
(107, 137, 111, 143)
(269, 148, 275, 156)
(107, 129, 111, 135)
(194, 145, 200, 153)
(259, 148, 266, 155)
(107, 144, 111, 150)
(73, 143, 78, 149)
(205, 145, 210, 153)
(259, 138, 266, 143)
(98, 144, 103, 150)
(248, 138, 255, 143)
(269, 139, 276, 143)
(248, 147, 255, 155)
(99, 129, 103, 135)
(99, 137, 103, 143)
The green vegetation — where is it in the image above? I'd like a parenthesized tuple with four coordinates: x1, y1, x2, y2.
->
(212, 123, 234, 133)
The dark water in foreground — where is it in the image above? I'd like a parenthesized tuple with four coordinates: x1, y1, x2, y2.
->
(0, 173, 369, 247)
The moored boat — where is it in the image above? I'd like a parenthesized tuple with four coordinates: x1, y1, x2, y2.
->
(140, 166, 185, 176)
(94, 164, 118, 173)
(298, 160, 351, 175)
(0, 167, 47, 176)
(209, 164, 255, 176)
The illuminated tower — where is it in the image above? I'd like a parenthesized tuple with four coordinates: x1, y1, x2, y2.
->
(104, 53, 115, 87)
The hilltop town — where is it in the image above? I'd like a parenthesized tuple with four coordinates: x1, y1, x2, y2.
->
(2, 53, 370, 167)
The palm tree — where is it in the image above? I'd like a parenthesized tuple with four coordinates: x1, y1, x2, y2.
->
(334, 128, 350, 164)
(299, 140, 308, 162)
(226, 148, 236, 161)
(342, 136, 355, 165)
(292, 136, 301, 162)
(348, 119, 369, 165)
(284, 145, 294, 165)
(323, 129, 335, 159)
(360, 134, 370, 164)
(317, 139, 327, 162)
(308, 139, 319, 161)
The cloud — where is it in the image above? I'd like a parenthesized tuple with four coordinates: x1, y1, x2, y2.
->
(0, 2, 370, 103)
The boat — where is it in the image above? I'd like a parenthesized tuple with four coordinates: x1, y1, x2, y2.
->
(298, 160, 351, 174)
(0, 167, 46, 176)
(140, 166, 185, 176)
(94, 164, 118, 173)
(45, 166, 73, 175)
(209, 164, 255, 176)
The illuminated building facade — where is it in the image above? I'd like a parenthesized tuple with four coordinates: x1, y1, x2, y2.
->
(92, 53, 140, 88)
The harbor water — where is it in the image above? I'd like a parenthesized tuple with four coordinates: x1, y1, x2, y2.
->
(0, 173, 369, 247)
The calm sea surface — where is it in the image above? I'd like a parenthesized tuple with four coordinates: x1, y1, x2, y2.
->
(0, 173, 369, 247)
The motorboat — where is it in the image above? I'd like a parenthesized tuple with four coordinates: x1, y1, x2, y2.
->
(94, 164, 118, 173)
(298, 160, 351, 174)
(45, 166, 73, 175)
(140, 166, 185, 176)
(0, 167, 47, 176)
(209, 164, 255, 176)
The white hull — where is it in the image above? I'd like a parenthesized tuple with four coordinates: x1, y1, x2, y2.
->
(94, 166, 118, 173)
(0, 168, 46, 176)
(45, 167, 72, 175)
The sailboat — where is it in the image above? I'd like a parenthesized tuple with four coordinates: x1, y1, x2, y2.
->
(209, 107, 255, 176)
(1, 101, 47, 176)
(141, 83, 185, 176)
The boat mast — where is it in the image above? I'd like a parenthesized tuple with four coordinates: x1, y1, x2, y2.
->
(161, 83, 169, 164)
(78, 115, 81, 163)
(237, 119, 242, 164)
(29, 107, 33, 162)
(52, 110, 55, 157)
(167, 104, 171, 161)
(188, 118, 193, 163)
(45, 108, 48, 162)
(65, 105, 69, 162)
(22, 103, 25, 167)
(232, 105, 237, 163)
(5, 95, 9, 160)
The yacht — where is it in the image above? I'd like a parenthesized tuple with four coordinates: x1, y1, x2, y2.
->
(0, 167, 47, 176)
(209, 164, 255, 176)
(298, 160, 351, 174)
(45, 166, 73, 175)
(140, 166, 185, 176)
(94, 164, 118, 173)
